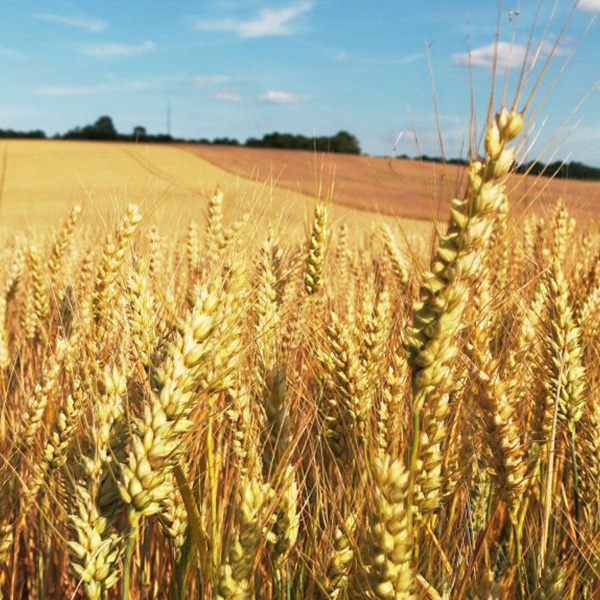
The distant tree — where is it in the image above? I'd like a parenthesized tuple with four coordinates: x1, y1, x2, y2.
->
(133, 126, 147, 141)
(0, 128, 46, 139)
(329, 131, 361, 154)
(64, 116, 117, 140)
(245, 130, 361, 154)
(212, 137, 239, 146)
(90, 116, 117, 140)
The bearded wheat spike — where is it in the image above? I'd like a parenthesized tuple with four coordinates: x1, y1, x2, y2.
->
(148, 224, 163, 280)
(3, 243, 25, 302)
(271, 465, 299, 567)
(206, 188, 225, 263)
(255, 235, 282, 370)
(161, 473, 189, 560)
(29, 241, 50, 327)
(304, 203, 328, 296)
(126, 265, 156, 368)
(93, 204, 142, 331)
(186, 220, 199, 277)
(469, 276, 527, 515)
(322, 517, 356, 599)
(263, 367, 289, 470)
(118, 282, 221, 518)
(77, 248, 95, 329)
(19, 335, 72, 449)
(364, 455, 414, 600)
(0, 521, 14, 566)
(406, 108, 523, 519)
(548, 199, 574, 266)
(382, 225, 410, 291)
(21, 273, 37, 341)
(216, 474, 274, 600)
(22, 383, 82, 515)
(318, 312, 368, 464)
(544, 260, 586, 433)
(377, 345, 409, 456)
(361, 288, 391, 384)
(48, 204, 82, 281)
(222, 214, 250, 251)
(336, 223, 351, 276)
(68, 367, 126, 600)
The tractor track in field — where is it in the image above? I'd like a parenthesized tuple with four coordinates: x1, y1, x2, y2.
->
(120, 147, 202, 196)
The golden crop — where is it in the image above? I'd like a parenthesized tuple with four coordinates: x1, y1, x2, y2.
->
(1, 33, 600, 600)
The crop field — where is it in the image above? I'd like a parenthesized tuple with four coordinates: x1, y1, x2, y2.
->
(0, 140, 430, 237)
(182, 142, 600, 220)
(3, 20, 600, 600)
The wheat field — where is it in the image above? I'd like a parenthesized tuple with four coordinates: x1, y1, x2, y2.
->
(2, 30, 600, 600)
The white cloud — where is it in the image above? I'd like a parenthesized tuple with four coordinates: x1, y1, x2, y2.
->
(193, 1, 313, 38)
(453, 40, 564, 70)
(454, 42, 528, 69)
(261, 90, 310, 104)
(83, 41, 155, 59)
(212, 90, 245, 103)
(577, 0, 600, 12)
(32, 13, 107, 32)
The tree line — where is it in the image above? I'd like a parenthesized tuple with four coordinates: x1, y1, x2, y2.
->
(2, 116, 599, 180)
(397, 153, 600, 182)
(0, 116, 360, 154)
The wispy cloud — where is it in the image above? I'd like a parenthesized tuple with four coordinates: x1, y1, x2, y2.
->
(35, 76, 181, 97)
(577, 0, 600, 12)
(453, 40, 563, 69)
(0, 47, 26, 59)
(261, 90, 310, 104)
(193, 1, 313, 38)
(209, 88, 310, 104)
(336, 52, 425, 66)
(32, 13, 107, 33)
(212, 90, 245, 103)
(83, 41, 155, 59)
(195, 75, 232, 86)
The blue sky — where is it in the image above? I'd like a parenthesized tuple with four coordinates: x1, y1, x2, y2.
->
(1, 0, 599, 164)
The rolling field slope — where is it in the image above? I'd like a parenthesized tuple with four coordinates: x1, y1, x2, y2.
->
(0, 140, 430, 239)
(181, 143, 600, 221)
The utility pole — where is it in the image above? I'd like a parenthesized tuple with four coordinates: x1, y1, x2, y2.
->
(167, 101, 171, 137)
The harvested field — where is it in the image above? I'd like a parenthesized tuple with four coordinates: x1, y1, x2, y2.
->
(181, 143, 600, 220)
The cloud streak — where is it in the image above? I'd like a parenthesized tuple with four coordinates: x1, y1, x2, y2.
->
(210, 89, 311, 104)
(577, 0, 600, 12)
(453, 40, 564, 69)
(260, 90, 310, 104)
(83, 41, 155, 59)
(32, 13, 107, 32)
(35, 76, 183, 97)
(212, 90, 245, 103)
(193, 1, 313, 37)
